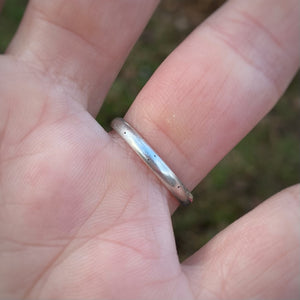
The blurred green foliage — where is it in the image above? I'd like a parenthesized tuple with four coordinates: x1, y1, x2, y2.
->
(1, 0, 299, 260)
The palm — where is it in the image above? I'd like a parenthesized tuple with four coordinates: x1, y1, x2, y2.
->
(1, 0, 299, 299)
(1, 57, 185, 299)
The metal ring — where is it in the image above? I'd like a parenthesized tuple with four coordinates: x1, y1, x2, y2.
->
(111, 118, 193, 206)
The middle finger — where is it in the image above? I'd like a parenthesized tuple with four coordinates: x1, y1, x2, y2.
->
(6, 0, 159, 115)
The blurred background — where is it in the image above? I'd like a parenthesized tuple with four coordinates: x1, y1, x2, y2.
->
(1, 0, 299, 260)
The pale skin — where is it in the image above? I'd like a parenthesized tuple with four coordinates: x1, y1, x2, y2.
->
(0, 0, 299, 298)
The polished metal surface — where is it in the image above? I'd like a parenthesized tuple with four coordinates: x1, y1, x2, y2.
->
(111, 118, 193, 205)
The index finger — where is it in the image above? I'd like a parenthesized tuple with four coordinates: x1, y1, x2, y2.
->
(124, 0, 299, 210)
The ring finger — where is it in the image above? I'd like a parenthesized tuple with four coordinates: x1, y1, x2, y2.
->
(124, 0, 299, 211)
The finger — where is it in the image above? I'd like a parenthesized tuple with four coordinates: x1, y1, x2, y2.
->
(0, 0, 5, 12)
(124, 0, 300, 209)
(182, 184, 300, 299)
(6, 0, 159, 115)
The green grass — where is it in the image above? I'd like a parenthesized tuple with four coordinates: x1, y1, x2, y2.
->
(1, 0, 299, 260)
(0, 0, 26, 52)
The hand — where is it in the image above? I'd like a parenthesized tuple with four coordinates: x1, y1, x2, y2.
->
(0, 0, 299, 299)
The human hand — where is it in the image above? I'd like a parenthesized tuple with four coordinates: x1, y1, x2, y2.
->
(0, 0, 299, 299)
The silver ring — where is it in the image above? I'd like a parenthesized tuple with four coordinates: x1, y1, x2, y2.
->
(111, 118, 193, 206)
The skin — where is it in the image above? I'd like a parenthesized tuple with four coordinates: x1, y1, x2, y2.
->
(0, 0, 299, 299)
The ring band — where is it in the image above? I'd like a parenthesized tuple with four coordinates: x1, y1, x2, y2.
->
(111, 118, 193, 206)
